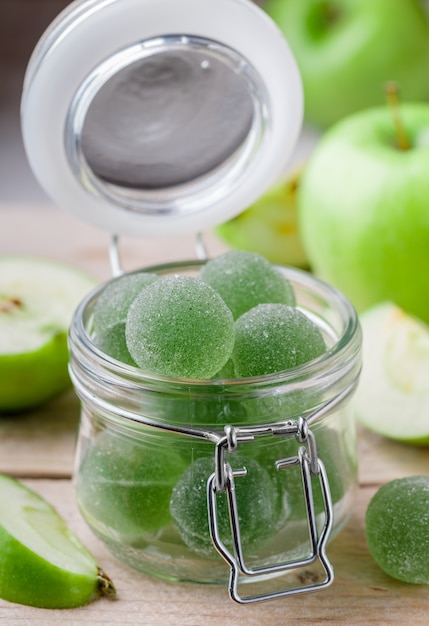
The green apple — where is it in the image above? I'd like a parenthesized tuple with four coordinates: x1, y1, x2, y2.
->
(351, 302, 429, 445)
(297, 103, 429, 324)
(0, 256, 97, 412)
(264, 0, 429, 128)
(216, 169, 309, 267)
(0, 473, 115, 608)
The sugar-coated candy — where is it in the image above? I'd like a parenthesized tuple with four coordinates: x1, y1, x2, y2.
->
(365, 476, 429, 584)
(169, 454, 285, 558)
(232, 303, 326, 377)
(200, 250, 296, 320)
(212, 358, 235, 379)
(93, 272, 158, 364)
(76, 432, 187, 537)
(93, 325, 137, 366)
(125, 275, 235, 378)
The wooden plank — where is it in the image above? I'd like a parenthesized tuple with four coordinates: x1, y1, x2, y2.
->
(0, 480, 427, 625)
(358, 425, 429, 486)
(0, 390, 79, 477)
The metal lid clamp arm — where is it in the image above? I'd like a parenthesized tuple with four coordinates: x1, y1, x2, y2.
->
(207, 418, 334, 604)
(109, 231, 208, 277)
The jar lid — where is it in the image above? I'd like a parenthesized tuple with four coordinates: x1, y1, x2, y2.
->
(21, 0, 303, 237)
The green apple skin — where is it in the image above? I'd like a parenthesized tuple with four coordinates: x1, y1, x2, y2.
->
(265, 0, 429, 128)
(0, 256, 97, 413)
(0, 333, 70, 412)
(0, 531, 103, 609)
(298, 104, 429, 325)
(216, 170, 309, 268)
(0, 474, 114, 608)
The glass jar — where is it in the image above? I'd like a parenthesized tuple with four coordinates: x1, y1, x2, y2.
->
(69, 260, 361, 602)
(21, 0, 359, 603)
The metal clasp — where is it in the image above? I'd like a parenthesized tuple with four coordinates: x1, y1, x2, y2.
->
(207, 419, 334, 604)
(108, 232, 208, 277)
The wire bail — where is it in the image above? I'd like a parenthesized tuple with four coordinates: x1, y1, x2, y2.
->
(207, 419, 334, 604)
(109, 232, 208, 277)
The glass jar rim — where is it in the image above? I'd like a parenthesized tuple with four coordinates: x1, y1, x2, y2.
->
(70, 260, 361, 392)
(69, 260, 362, 440)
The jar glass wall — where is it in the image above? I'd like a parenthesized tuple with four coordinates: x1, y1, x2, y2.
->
(69, 262, 361, 592)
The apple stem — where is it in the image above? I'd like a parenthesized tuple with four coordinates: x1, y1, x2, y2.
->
(97, 568, 116, 598)
(385, 82, 410, 151)
(322, 3, 342, 26)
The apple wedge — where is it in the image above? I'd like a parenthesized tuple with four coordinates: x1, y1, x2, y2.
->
(0, 474, 114, 608)
(0, 256, 97, 412)
(215, 169, 308, 268)
(352, 302, 429, 445)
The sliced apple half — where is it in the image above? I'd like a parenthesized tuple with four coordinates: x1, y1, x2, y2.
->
(216, 168, 309, 268)
(352, 301, 429, 445)
(0, 474, 114, 608)
(0, 256, 97, 412)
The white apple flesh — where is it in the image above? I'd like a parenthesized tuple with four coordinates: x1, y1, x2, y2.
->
(352, 302, 429, 445)
(216, 169, 309, 268)
(298, 103, 429, 324)
(0, 256, 97, 412)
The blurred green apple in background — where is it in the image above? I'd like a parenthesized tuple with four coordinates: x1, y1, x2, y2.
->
(351, 302, 429, 446)
(298, 102, 429, 324)
(0, 256, 96, 413)
(216, 168, 308, 268)
(264, 0, 429, 128)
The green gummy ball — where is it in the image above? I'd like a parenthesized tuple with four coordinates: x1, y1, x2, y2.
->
(76, 433, 187, 537)
(93, 324, 137, 366)
(232, 303, 326, 377)
(93, 272, 158, 364)
(212, 358, 236, 379)
(125, 275, 235, 378)
(170, 455, 284, 558)
(366, 476, 429, 584)
(200, 250, 296, 320)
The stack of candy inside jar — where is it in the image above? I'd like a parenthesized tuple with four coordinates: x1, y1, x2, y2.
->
(77, 251, 346, 564)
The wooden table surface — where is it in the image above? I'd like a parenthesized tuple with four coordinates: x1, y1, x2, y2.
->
(1, 204, 429, 625)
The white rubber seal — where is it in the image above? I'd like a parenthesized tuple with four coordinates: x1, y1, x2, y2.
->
(21, 0, 303, 237)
